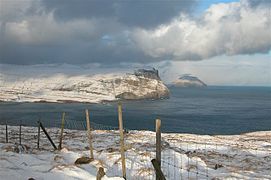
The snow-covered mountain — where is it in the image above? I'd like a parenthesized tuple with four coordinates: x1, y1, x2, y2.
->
(171, 74, 207, 88)
(0, 67, 169, 103)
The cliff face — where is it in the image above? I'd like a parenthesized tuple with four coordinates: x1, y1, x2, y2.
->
(134, 68, 161, 80)
(114, 74, 169, 100)
(172, 74, 207, 88)
(0, 69, 169, 103)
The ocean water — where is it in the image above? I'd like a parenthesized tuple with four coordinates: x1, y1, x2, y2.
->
(0, 86, 270, 135)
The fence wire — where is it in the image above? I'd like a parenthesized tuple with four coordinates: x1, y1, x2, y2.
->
(160, 135, 271, 180)
(1, 114, 271, 180)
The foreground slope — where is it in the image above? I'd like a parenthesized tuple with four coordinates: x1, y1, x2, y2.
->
(0, 125, 270, 179)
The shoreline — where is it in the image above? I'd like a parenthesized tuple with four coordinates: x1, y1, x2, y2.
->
(0, 97, 169, 104)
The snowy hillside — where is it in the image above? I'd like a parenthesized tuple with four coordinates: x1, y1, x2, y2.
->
(171, 74, 207, 87)
(0, 65, 169, 103)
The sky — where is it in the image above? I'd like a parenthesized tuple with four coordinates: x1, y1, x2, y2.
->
(0, 0, 270, 86)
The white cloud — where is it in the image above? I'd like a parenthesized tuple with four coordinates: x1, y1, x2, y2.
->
(0, 0, 270, 66)
(132, 0, 271, 60)
(1, 0, 126, 46)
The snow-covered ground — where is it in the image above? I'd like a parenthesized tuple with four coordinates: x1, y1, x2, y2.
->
(0, 125, 270, 180)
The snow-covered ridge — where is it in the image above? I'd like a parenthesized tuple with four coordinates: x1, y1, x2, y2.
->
(171, 74, 207, 87)
(0, 66, 169, 103)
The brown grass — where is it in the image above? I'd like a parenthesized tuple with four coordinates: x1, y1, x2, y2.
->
(136, 167, 153, 176)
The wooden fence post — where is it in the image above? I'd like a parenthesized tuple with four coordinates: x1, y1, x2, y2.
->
(58, 112, 66, 150)
(96, 167, 105, 180)
(118, 102, 126, 179)
(38, 121, 57, 150)
(85, 109, 94, 159)
(6, 120, 8, 143)
(156, 119, 162, 180)
(19, 121, 22, 145)
(37, 121, 40, 149)
(151, 159, 166, 180)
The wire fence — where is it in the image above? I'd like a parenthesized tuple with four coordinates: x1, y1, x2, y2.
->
(0, 110, 270, 180)
(0, 117, 156, 179)
(160, 134, 271, 179)
(89, 121, 156, 179)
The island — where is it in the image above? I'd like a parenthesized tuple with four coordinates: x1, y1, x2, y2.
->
(0, 68, 170, 103)
(171, 74, 207, 88)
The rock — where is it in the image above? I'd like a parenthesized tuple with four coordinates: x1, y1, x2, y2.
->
(185, 151, 192, 155)
(106, 147, 118, 153)
(114, 69, 170, 100)
(214, 163, 223, 169)
(116, 92, 138, 100)
(171, 74, 207, 88)
(14, 144, 30, 153)
(134, 68, 161, 80)
(96, 167, 105, 180)
(74, 156, 93, 165)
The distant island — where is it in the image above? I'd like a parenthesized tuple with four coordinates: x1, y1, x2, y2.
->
(171, 74, 207, 88)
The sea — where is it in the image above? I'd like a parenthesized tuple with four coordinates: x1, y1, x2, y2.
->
(0, 86, 270, 135)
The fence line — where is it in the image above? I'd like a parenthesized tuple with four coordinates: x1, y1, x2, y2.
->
(0, 108, 270, 179)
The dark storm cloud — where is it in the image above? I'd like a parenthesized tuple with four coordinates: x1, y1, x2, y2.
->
(41, 0, 197, 28)
(0, 0, 196, 65)
(247, 0, 271, 7)
(0, 35, 155, 65)
(0, 0, 270, 66)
